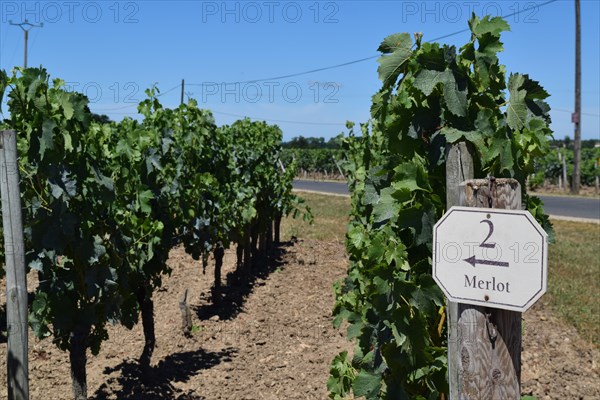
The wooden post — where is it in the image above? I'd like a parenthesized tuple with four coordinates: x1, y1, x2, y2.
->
(446, 142, 474, 400)
(179, 289, 192, 337)
(595, 160, 599, 195)
(446, 174, 523, 397)
(333, 156, 345, 179)
(0, 130, 29, 400)
(562, 149, 568, 192)
(454, 178, 522, 399)
(557, 152, 562, 189)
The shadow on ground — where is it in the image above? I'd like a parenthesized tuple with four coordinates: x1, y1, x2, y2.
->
(92, 347, 237, 400)
(90, 241, 295, 400)
(192, 240, 295, 322)
(0, 292, 35, 343)
(0, 303, 5, 343)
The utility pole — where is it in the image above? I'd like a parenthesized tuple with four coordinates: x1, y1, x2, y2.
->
(572, 0, 581, 194)
(181, 79, 185, 105)
(9, 19, 43, 68)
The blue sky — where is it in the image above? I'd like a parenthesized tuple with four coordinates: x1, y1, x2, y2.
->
(0, 0, 599, 141)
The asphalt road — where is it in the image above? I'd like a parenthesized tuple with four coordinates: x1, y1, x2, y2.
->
(293, 179, 600, 221)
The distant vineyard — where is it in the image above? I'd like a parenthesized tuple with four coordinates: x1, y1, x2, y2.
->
(282, 142, 599, 187)
(0, 67, 309, 400)
(529, 146, 600, 190)
(281, 148, 346, 179)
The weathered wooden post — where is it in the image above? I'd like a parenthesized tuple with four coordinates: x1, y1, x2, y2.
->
(595, 159, 599, 195)
(179, 288, 193, 337)
(557, 152, 563, 189)
(445, 143, 474, 399)
(562, 151, 568, 192)
(333, 156, 345, 180)
(0, 130, 29, 400)
(441, 143, 548, 399)
(452, 178, 522, 399)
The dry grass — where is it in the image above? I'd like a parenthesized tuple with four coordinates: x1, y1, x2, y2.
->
(281, 192, 350, 242)
(546, 219, 600, 347)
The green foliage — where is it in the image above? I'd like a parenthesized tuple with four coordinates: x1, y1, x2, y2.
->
(0, 67, 307, 398)
(329, 15, 554, 399)
(282, 134, 344, 149)
(208, 118, 307, 254)
(2, 67, 123, 354)
(529, 146, 600, 189)
(281, 148, 345, 175)
(327, 351, 356, 399)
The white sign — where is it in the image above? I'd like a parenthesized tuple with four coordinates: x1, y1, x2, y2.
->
(432, 206, 548, 312)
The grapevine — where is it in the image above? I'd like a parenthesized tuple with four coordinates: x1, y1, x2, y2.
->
(0, 67, 308, 400)
(329, 15, 553, 399)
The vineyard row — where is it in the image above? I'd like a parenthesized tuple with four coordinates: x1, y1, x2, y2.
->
(0, 67, 308, 400)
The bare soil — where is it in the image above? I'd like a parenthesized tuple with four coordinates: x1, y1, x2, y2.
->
(0, 238, 598, 399)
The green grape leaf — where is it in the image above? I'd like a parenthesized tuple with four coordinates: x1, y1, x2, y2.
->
(442, 72, 467, 117)
(413, 68, 467, 117)
(137, 189, 154, 214)
(58, 94, 75, 120)
(378, 32, 412, 54)
(507, 73, 528, 130)
(40, 120, 56, 158)
(377, 34, 413, 87)
(472, 15, 510, 37)
(441, 127, 485, 155)
(475, 109, 496, 137)
(352, 370, 382, 399)
(372, 187, 400, 223)
(484, 136, 514, 173)
(413, 69, 448, 96)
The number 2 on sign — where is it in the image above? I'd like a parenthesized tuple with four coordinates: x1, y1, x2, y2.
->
(463, 219, 509, 268)
(479, 220, 495, 249)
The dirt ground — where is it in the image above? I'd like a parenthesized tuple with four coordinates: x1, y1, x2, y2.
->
(0, 238, 598, 399)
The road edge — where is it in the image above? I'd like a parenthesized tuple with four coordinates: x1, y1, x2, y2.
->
(294, 189, 599, 224)
(293, 189, 350, 198)
(548, 215, 600, 224)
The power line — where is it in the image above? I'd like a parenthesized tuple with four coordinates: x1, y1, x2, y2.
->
(500, 0, 558, 24)
(428, 0, 558, 43)
(4, 33, 21, 70)
(96, 0, 561, 127)
(185, 0, 558, 87)
(28, 28, 42, 58)
(554, 108, 599, 118)
(156, 84, 181, 98)
(0, 22, 10, 68)
(187, 56, 378, 86)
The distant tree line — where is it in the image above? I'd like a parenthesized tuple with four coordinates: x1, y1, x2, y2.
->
(281, 134, 344, 149)
(552, 137, 598, 149)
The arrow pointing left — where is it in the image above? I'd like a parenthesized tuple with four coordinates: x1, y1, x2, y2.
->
(463, 255, 509, 268)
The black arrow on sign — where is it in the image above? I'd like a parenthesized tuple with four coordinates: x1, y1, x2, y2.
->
(463, 255, 509, 268)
